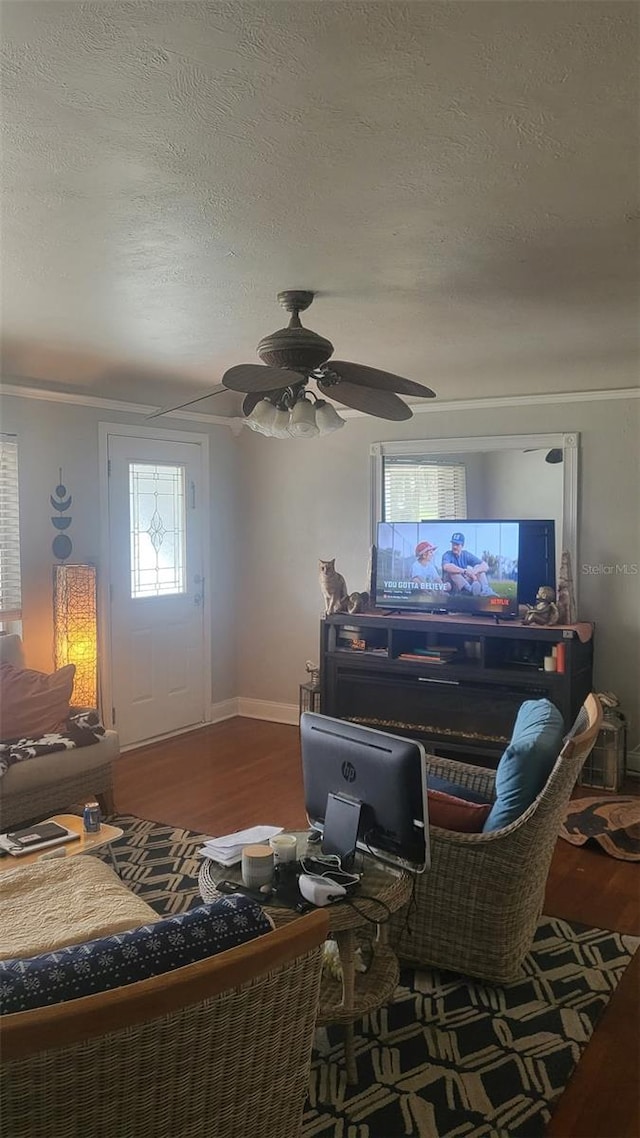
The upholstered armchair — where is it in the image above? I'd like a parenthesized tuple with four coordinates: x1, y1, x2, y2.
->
(391, 694, 602, 984)
(0, 634, 118, 828)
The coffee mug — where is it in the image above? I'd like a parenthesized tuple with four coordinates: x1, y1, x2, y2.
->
(241, 844, 274, 889)
(269, 833, 298, 865)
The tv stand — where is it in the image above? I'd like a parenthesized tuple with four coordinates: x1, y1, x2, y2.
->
(320, 611, 594, 767)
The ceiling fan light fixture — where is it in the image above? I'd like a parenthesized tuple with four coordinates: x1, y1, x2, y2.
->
(245, 412, 267, 433)
(270, 407, 292, 437)
(315, 400, 345, 435)
(249, 398, 278, 433)
(288, 396, 319, 438)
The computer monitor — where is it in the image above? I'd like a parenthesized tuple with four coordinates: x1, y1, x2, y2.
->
(300, 712, 430, 874)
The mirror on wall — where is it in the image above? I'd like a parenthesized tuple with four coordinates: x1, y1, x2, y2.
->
(370, 433, 579, 599)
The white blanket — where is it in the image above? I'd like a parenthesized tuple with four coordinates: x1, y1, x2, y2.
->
(0, 854, 157, 960)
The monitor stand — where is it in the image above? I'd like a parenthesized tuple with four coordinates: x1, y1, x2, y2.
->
(321, 792, 362, 870)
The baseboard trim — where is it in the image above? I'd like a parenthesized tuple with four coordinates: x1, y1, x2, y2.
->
(209, 698, 241, 723)
(236, 698, 299, 726)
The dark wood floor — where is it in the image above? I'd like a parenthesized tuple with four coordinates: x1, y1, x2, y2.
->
(114, 718, 640, 1138)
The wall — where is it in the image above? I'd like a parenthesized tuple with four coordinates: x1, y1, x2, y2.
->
(0, 395, 240, 708)
(237, 396, 640, 760)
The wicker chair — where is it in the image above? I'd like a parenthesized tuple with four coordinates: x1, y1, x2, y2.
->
(391, 694, 603, 984)
(1, 907, 329, 1138)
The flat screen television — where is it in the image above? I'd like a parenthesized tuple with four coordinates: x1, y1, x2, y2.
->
(375, 519, 521, 617)
(300, 712, 429, 874)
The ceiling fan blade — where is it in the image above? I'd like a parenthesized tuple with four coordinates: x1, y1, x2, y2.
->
(523, 447, 564, 464)
(222, 363, 305, 393)
(242, 388, 287, 416)
(318, 378, 412, 421)
(546, 448, 564, 464)
(146, 387, 226, 420)
(327, 361, 436, 399)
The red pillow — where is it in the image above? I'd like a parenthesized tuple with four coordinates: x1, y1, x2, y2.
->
(427, 788, 492, 832)
(0, 662, 76, 741)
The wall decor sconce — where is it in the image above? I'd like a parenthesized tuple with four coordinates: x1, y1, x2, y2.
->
(50, 468, 73, 561)
(53, 563, 98, 708)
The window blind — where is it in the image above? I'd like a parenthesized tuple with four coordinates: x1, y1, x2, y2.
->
(0, 435, 22, 620)
(383, 456, 467, 521)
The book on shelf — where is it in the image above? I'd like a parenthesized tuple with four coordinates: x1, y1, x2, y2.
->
(400, 648, 458, 661)
(398, 652, 452, 664)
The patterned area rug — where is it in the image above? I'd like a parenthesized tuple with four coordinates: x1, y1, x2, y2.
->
(560, 796, 640, 861)
(107, 815, 638, 1138)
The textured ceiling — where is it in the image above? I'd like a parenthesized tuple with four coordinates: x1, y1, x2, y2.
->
(1, 1, 638, 412)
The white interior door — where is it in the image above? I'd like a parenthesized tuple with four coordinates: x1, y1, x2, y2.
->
(107, 434, 207, 746)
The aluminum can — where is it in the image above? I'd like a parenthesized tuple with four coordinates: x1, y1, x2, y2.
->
(83, 801, 101, 834)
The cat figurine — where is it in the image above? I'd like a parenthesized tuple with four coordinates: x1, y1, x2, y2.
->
(318, 559, 349, 615)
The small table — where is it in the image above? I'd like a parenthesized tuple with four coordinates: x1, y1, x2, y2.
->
(199, 831, 412, 1083)
(0, 813, 123, 875)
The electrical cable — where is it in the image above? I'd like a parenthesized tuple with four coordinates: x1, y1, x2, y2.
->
(341, 894, 393, 926)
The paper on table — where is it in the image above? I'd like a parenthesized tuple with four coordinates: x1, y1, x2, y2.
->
(197, 824, 283, 866)
(205, 825, 283, 850)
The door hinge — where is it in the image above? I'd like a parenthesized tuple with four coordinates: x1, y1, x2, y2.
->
(189, 480, 196, 509)
(108, 458, 112, 476)
(111, 707, 116, 726)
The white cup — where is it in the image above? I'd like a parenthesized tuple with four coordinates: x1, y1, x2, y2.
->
(241, 844, 274, 889)
(543, 656, 557, 672)
(269, 833, 298, 865)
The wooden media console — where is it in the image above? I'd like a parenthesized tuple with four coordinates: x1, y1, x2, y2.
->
(320, 611, 594, 766)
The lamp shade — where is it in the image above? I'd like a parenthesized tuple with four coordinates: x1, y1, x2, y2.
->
(53, 563, 98, 708)
(270, 408, 292, 437)
(288, 398, 319, 438)
(249, 399, 278, 434)
(315, 400, 345, 435)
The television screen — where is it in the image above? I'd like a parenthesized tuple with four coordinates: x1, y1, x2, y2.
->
(375, 520, 520, 617)
(301, 712, 429, 874)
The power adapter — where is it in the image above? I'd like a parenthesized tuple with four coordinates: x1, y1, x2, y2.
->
(298, 874, 347, 907)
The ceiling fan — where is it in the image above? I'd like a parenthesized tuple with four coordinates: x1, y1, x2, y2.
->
(151, 290, 436, 436)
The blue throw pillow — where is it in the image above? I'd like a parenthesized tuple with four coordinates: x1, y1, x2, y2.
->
(0, 894, 272, 1015)
(482, 699, 565, 833)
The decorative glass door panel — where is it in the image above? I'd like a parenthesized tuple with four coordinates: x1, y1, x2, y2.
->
(129, 462, 186, 598)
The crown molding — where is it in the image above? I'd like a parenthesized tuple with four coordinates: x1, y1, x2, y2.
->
(1, 379, 638, 429)
(406, 386, 639, 415)
(0, 381, 243, 428)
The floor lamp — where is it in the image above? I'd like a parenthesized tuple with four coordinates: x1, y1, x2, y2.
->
(53, 563, 98, 708)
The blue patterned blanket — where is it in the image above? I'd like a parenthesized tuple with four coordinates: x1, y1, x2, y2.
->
(0, 711, 105, 779)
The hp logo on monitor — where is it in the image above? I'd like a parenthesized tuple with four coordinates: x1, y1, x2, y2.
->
(341, 760, 357, 783)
